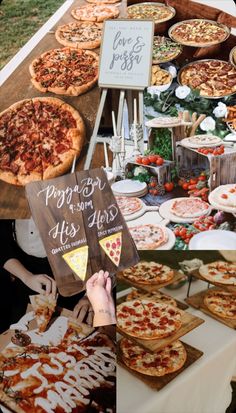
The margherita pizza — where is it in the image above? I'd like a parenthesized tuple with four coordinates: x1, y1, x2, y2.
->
(204, 289, 236, 319)
(71, 4, 119, 22)
(125, 289, 177, 307)
(0, 97, 85, 185)
(129, 224, 168, 250)
(30, 294, 57, 333)
(120, 338, 187, 376)
(179, 60, 236, 98)
(199, 261, 236, 286)
(169, 19, 229, 47)
(55, 21, 103, 49)
(117, 299, 182, 339)
(30, 47, 99, 96)
(116, 196, 143, 216)
(209, 184, 236, 209)
(120, 261, 174, 285)
(170, 198, 210, 218)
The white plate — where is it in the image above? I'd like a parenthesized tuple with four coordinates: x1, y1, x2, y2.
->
(111, 179, 147, 196)
(124, 203, 160, 221)
(180, 135, 222, 149)
(159, 198, 211, 223)
(209, 185, 236, 214)
(113, 188, 148, 198)
(127, 222, 175, 250)
(189, 230, 236, 250)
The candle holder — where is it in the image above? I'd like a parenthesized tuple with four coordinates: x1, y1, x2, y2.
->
(109, 135, 123, 178)
(130, 122, 143, 156)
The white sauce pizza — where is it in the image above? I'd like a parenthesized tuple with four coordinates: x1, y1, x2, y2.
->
(117, 299, 182, 339)
(204, 289, 236, 319)
(170, 198, 210, 218)
(120, 261, 174, 285)
(129, 224, 168, 249)
(120, 338, 187, 376)
(181, 134, 222, 148)
(199, 261, 236, 285)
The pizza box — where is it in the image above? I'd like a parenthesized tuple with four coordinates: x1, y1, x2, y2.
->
(117, 307, 204, 353)
(117, 339, 203, 391)
(189, 269, 236, 294)
(185, 287, 236, 330)
(116, 287, 189, 311)
(117, 269, 185, 293)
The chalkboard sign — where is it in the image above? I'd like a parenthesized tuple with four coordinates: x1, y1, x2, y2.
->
(99, 19, 154, 90)
(25, 168, 139, 297)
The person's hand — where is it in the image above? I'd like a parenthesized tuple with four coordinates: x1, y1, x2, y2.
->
(73, 296, 93, 325)
(23, 273, 57, 296)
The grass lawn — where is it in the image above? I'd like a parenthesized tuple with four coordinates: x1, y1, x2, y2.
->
(0, 0, 65, 69)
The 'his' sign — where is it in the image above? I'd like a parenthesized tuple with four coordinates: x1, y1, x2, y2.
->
(26, 168, 139, 296)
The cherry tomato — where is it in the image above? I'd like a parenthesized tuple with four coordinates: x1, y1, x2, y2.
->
(164, 182, 174, 192)
(182, 182, 189, 191)
(149, 189, 154, 195)
(184, 238, 190, 245)
(150, 181, 156, 188)
(142, 157, 150, 165)
(190, 178, 198, 185)
(198, 175, 206, 181)
(136, 156, 142, 164)
(152, 189, 158, 196)
(148, 155, 157, 163)
(174, 228, 180, 236)
(156, 158, 164, 166)
(179, 227, 187, 237)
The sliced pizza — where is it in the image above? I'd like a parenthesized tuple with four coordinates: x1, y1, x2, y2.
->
(125, 289, 177, 307)
(62, 245, 89, 281)
(30, 293, 57, 333)
(199, 261, 236, 286)
(204, 289, 236, 319)
(99, 232, 122, 266)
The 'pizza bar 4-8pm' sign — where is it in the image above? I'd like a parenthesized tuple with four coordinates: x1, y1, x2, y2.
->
(26, 168, 139, 296)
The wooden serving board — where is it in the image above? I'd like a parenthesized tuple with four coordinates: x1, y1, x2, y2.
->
(117, 339, 203, 390)
(116, 288, 189, 310)
(117, 270, 185, 293)
(185, 287, 236, 330)
(190, 270, 236, 294)
(117, 308, 204, 352)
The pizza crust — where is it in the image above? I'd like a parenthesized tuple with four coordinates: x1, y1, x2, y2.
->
(199, 261, 236, 286)
(120, 261, 174, 285)
(204, 290, 236, 319)
(55, 21, 103, 50)
(71, 4, 119, 22)
(170, 198, 210, 218)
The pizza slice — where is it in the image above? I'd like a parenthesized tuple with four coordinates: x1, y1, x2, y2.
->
(30, 293, 57, 333)
(63, 245, 89, 281)
(99, 232, 122, 266)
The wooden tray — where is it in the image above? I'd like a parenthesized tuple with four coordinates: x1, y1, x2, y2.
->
(185, 287, 236, 330)
(190, 270, 236, 294)
(117, 308, 204, 352)
(117, 288, 189, 310)
(117, 339, 203, 390)
(117, 269, 185, 293)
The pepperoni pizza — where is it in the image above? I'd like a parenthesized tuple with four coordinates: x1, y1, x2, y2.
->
(204, 289, 236, 319)
(199, 261, 236, 286)
(120, 261, 174, 285)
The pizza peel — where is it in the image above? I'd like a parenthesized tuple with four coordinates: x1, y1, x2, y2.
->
(159, 198, 212, 223)
(124, 200, 159, 221)
(209, 186, 236, 215)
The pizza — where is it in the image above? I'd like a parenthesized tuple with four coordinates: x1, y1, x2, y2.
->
(179, 60, 236, 98)
(120, 338, 187, 376)
(117, 299, 182, 339)
(127, 3, 175, 23)
(86, 0, 119, 3)
(120, 261, 174, 285)
(116, 196, 143, 216)
(169, 19, 229, 47)
(99, 232, 122, 266)
(71, 4, 119, 22)
(30, 47, 99, 96)
(181, 134, 222, 148)
(62, 245, 89, 281)
(125, 289, 177, 307)
(0, 97, 85, 185)
(225, 105, 236, 133)
(55, 21, 103, 49)
(204, 289, 236, 319)
(30, 294, 57, 333)
(199, 261, 236, 286)
(170, 198, 210, 218)
(209, 184, 236, 209)
(152, 36, 182, 64)
(0, 329, 116, 413)
(146, 116, 182, 128)
(128, 224, 168, 250)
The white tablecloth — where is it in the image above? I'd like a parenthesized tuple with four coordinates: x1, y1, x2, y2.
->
(117, 280, 236, 413)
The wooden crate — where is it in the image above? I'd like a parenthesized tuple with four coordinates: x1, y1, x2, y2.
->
(125, 160, 174, 184)
(176, 145, 236, 191)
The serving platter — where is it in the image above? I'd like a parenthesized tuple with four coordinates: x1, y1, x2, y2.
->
(126, 2, 176, 23)
(189, 229, 236, 251)
(152, 35, 183, 64)
(159, 198, 212, 224)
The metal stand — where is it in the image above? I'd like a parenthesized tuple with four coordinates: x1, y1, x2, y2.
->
(84, 88, 144, 170)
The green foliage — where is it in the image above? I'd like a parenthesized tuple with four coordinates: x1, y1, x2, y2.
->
(133, 171, 151, 183)
(146, 128, 172, 160)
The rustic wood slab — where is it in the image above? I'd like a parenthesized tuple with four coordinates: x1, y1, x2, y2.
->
(117, 339, 203, 390)
(190, 270, 236, 294)
(117, 269, 185, 293)
(185, 287, 236, 330)
(117, 308, 204, 352)
(117, 287, 189, 310)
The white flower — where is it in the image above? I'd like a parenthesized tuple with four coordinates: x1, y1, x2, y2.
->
(213, 102, 228, 118)
(168, 65, 177, 78)
(147, 86, 161, 98)
(175, 85, 191, 99)
(134, 166, 146, 176)
(200, 116, 216, 132)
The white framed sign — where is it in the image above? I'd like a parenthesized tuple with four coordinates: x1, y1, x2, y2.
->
(99, 19, 154, 90)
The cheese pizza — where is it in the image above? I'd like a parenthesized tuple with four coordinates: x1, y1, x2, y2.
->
(120, 261, 174, 285)
(117, 299, 182, 339)
(71, 4, 119, 22)
(120, 338, 187, 376)
(129, 224, 168, 250)
(116, 196, 143, 216)
(170, 198, 210, 218)
(181, 134, 222, 148)
(199, 261, 236, 286)
(30, 47, 99, 96)
(204, 289, 236, 319)
(55, 21, 103, 49)
(0, 97, 85, 185)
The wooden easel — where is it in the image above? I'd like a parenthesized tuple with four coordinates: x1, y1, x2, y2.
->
(84, 88, 145, 170)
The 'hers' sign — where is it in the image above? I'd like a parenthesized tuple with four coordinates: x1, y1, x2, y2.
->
(99, 19, 154, 90)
